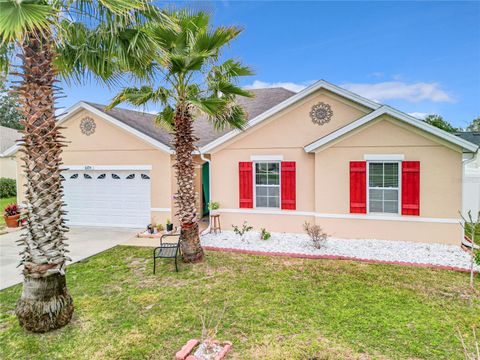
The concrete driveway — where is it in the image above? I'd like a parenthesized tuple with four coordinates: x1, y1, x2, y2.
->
(0, 226, 139, 290)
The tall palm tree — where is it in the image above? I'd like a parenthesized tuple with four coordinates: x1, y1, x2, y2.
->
(108, 10, 253, 263)
(0, 0, 165, 333)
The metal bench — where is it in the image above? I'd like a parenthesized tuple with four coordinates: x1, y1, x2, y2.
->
(153, 233, 181, 273)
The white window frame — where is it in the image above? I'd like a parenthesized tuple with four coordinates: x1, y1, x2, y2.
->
(253, 161, 281, 209)
(366, 161, 402, 215)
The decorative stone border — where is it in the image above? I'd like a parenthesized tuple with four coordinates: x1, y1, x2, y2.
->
(176, 339, 232, 360)
(203, 246, 478, 274)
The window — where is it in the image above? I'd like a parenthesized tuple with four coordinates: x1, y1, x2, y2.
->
(254, 162, 280, 208)
(368, 162, 400, 214)
(83, 174, 92, 179)
(111, 174, 120, 179)
(141, 174, 150, 180)
(126, 174, 135, 179)
(70, 173, 78, 179)
(97, 174, 106, 179)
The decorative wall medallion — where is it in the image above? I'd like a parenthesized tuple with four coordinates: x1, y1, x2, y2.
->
(80, 117, 96, 135)
(310, 102, 333, 126)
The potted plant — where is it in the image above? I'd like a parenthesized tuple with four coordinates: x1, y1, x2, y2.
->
(4, 204, 20, 228)
(208, 201, 220, 215)
(156, 223, 164, 233)
(166, 218, 173, 232)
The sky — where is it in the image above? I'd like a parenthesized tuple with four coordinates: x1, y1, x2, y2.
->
(60, 1, 480, 129)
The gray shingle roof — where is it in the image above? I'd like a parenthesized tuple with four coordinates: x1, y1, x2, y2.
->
(0, 126, 21, 154)
(86, 87, 295, 149)
(455, 132, 480, 146)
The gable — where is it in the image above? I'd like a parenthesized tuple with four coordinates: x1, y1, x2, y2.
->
(330, 115, 460, 151)
(61, 109, 160, 152)
(213, 88, 373, 151)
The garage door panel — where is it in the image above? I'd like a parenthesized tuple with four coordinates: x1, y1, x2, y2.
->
(62, 169, 151, 228)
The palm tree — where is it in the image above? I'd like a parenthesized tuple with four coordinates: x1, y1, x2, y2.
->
(108, 10, 253, 263)
(0, 0, 165, 333)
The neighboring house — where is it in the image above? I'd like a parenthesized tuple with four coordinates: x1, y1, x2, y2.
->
(11, 80, 479, 245)
(0, 125, 21, 179)
(455, 131, 480, 220)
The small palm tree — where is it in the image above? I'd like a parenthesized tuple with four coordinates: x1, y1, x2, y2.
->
(108, 10, 253, 262)
(0, 0, 165, 332)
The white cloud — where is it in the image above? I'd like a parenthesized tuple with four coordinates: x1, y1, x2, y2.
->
(408, 112, 429, 119)
(340, 81, 454, 103)
(244, 80, 312, 93)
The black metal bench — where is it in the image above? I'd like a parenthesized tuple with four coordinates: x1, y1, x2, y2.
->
(153, 234, 181, 273)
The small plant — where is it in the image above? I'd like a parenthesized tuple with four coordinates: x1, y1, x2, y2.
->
(166, 218, 171, 225)
(303, 221, 327, 249)
(260, 228, 271, 240)
(460, 210, 480, 289)
(208, 201, 220, 211)
(232, 221, 253, 237)
(4, 203, 19, 217)
(156, 223, 164, 232)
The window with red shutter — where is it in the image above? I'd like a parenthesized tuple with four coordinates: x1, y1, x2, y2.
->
(239, 162, 253, 208)
(281, 162, 296, 210)
(350, 161, 367, 213)
(401, 161, 420, 216)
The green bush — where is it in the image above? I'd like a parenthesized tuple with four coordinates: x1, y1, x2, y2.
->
(0, 178, 16, 198)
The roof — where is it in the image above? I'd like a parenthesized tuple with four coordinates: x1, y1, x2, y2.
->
(455, 131, 480, 146)
(304, 105, 479, 153)
(0, 126, 21, 156)
(85, 87, 295, 148)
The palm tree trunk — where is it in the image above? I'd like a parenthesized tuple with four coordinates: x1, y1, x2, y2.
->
(14, 32, 73, 332)
(173, 105, 204, 263)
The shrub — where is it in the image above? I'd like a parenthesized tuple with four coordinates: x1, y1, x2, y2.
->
(260, 228, 271, 240)
(303, 221, 327, 249)
(0, 178, 16, 198)
(232, 221, 253, 237)
(4, 203, 19, 216)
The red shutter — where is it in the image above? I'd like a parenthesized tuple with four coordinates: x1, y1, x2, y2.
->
(350, 161, 367, 213)
(239, 162, 253, 208)
(281, 162, 296, 210)
(402, 161, 420, 216)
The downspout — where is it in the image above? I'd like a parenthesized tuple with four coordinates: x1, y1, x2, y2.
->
(199, 150, 211, 235)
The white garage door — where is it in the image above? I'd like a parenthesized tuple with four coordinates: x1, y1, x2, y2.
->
(62, 169, 151, 227)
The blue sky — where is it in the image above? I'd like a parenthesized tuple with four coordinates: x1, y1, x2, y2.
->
(61, 1, 480, 128)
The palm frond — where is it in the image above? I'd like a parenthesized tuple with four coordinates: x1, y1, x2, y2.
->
(154, 105, 174, 130)
(107, 86, 157, 109)
(0, 0, 55, 44)
(189, 97, 227, 117)
(213, 81, 254, 99)
(209, 104, 247, 131)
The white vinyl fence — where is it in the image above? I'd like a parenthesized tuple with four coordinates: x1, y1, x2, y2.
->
(463, 167, 480, 221)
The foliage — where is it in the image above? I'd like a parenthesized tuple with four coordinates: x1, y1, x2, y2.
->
(208, 202, 220, 211)
(0, 177, 16, 198)
(303, 222, 327, 249)
(423, 114, 458, 133)
(232, 221, 253, 237)
(0, 246, 478, 359)
(3, 203, 18, 216)
(0, 80, 22, 130)
(166, 218, 172, 225)
(156, 223, 164, 232)
(460, 210, 480, 288)
(260, 228, 271, 240)
(466, 116, 480, 132)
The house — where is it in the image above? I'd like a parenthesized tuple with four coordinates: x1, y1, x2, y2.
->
(12, 80, 479, 245)
(0, 126, 21, 179)
(455, 131, 480, 220)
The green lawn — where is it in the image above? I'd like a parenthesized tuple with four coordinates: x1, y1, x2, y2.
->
(0, 197, 16, 226)
(0, 247, 479, 359)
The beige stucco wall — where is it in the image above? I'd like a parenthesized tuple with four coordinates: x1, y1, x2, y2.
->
(17, 109, 173, 225)
(210, 90, 464, 245)
(0, 156, 17, 179)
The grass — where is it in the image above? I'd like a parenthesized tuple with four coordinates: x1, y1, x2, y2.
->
(0, 196, 16, 226)
(0, 247, 479, 359)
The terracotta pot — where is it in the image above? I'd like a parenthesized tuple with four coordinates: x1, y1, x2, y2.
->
(4, 214, 20, 228)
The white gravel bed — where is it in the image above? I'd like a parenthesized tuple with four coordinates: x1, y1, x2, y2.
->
(201, 231, 479, 271)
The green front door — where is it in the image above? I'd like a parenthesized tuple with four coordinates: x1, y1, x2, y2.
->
(202, 162, 210, 215)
